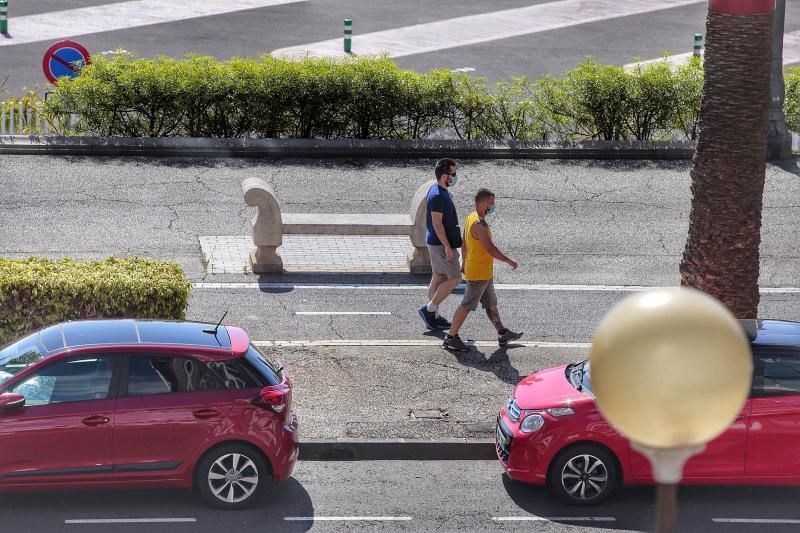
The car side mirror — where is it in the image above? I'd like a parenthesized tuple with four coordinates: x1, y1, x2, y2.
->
(0, 393, 25, 411)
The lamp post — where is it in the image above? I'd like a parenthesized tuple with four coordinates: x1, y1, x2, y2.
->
(590, 288, 752, 533)
(767, 0, 792, 160)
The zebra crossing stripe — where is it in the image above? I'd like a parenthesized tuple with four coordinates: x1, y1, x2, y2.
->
(272, 0, 704, 58)
(0, 0, 309, 47)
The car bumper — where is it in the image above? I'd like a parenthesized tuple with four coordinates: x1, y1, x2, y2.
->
(496, 411, 549, 485)
(272, 413, 299, 481)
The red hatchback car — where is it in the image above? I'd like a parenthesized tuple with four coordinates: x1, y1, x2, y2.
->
(0, 319, 298, 509)
(497, 319, 800, 505)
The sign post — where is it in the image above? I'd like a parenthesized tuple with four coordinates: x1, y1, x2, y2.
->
(42, 40, 92, 85)
(0, 0, 8, 35)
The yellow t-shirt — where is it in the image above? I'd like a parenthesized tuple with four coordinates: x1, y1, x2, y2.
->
(464, 211, 493, 281)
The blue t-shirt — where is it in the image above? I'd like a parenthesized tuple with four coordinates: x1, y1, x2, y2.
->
(426, 184, 459, 246)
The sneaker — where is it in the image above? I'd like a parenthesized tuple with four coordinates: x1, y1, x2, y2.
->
(418, 305, 438, 330)
(433, 315, 452, 329)
(443, 334, 469, 352)
(498, 329, 523, 346)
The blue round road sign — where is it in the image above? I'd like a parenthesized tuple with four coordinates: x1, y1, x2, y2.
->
(42, 40, 91, 85)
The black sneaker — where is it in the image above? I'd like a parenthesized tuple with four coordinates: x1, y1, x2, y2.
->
(433, 315, 452, 330)
(498, 329, 523, 346)
(418, 305, 438, 330)
(443, 334, 469, 352)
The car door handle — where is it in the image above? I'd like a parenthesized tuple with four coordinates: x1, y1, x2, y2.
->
(82, 415, 110, 426)
(192, 409, 220, 419)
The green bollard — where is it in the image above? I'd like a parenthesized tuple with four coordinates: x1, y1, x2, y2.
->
(344, 18, 352, 54)
(0, 0, 8, 34)
(693, 33, 703, 58)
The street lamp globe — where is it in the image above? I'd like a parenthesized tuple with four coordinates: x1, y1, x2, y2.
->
(590, 287, 752, 470)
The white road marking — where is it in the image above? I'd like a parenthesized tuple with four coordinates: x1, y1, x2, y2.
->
(294, 311, 392, 315)
(65, 518, 197, 524)
(0, 0, 309, 47)
(284, 516, 413, 521)
(193, 282, 800, 294)
(253, 340, 590, 348)
(626, 29, 800, 69)
(492, 516, 616, 522)
(713, 518, 800, 524)
(451, 67, 476, 73)
(272, 0, 703, 59)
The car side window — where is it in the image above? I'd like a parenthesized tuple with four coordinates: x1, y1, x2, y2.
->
(12, 356, 114, 406)
(752, 351, 800, 397)
(126, 355, 223, 397)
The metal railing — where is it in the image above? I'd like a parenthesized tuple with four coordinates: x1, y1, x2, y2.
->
(0, 101, 76, 136)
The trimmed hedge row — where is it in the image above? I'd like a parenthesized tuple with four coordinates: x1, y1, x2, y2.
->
(0, 257, 191, 345)
(41, 54, 706, 141)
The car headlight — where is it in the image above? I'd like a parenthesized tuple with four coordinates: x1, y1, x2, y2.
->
(545, 407, 575, 417)
(520, 413, 545, 433)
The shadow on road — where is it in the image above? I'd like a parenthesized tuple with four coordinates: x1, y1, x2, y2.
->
(0, 477, 315, 532)
(448, 344, 524, 385)
(503, 473, 800, 531)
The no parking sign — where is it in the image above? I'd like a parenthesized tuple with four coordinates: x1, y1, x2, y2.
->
(42, 40, 91, 84)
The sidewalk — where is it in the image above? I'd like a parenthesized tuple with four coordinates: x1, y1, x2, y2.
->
(275, 344, 587, 440)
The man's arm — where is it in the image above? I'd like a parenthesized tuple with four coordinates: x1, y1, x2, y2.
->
(431, 211, 453, 261)
(472, 222, 518, 270)
(460, 225, 468, 273)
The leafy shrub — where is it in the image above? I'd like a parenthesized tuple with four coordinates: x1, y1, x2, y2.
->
(38, 53, 710, 141)
(0, 257, 191, 345)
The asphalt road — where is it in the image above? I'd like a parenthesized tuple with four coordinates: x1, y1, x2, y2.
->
(2, 155, 800, 288)
(4, 460, 800, 533)
(3, 0, 800, 94)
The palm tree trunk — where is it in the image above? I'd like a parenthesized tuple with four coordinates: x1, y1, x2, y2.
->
(680, 0, 774, 319)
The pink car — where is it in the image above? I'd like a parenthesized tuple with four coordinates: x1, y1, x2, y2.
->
(497, 319, 800, 505)
(0, 319, 298, 509)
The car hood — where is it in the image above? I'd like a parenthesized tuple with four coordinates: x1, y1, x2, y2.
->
(514, 365, 588, 409)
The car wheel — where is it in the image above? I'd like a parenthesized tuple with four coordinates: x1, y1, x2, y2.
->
(549, 444, 619, 505)
(196, 444, 268, 510)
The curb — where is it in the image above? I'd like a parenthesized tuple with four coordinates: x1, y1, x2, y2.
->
(299, 438, 496, 461)
(0, 136, 695, 160)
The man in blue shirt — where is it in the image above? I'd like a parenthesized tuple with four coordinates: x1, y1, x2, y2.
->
(418, 158, 462, 330)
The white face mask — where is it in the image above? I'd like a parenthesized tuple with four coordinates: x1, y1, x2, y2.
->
(487, 205, 496, 215)
(446, 173, 458, 187)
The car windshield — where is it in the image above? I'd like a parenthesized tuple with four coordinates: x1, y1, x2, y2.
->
(0, 333, 47, 386)
(568, 360, 593, 395)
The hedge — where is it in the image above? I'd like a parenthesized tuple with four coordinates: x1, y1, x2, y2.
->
(38, 53, 708, 142)
(0, 257, 192, 345)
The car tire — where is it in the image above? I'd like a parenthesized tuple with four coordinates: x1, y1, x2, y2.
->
(549, 444, 619, 506)
(195, 444, 268, 510)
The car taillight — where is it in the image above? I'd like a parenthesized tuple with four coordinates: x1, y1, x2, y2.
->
(252, 384, 290, 413)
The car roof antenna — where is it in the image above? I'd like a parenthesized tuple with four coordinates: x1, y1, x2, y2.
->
(203, 310, 229, 335)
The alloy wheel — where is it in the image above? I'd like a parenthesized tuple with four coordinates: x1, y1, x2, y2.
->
(560, 453, 609, 501)
(207, 452, 260, 504)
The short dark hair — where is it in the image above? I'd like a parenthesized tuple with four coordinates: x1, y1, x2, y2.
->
(435, 158, 457, 179)
(475, 188, 495, 204)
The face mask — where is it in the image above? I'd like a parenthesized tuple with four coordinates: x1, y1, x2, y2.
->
(487, 205, 496, 215)
(447, 173, 458, 187)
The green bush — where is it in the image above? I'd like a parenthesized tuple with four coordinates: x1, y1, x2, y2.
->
(39, 53, 711, 141)
(0, 257, 191, 345)
(785, 66, 800, 135)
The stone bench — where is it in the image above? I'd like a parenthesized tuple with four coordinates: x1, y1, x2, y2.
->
(242, 177, 436, 274)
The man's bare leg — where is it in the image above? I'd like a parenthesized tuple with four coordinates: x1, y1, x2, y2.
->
(485, 305, 505, 333)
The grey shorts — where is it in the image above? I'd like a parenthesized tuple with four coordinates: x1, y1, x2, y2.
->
(460, 279, 497, 311)
(428, 244, 461, 280)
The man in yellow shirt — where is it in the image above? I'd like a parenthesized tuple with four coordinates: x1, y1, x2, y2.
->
(443, 188, 522, 352)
